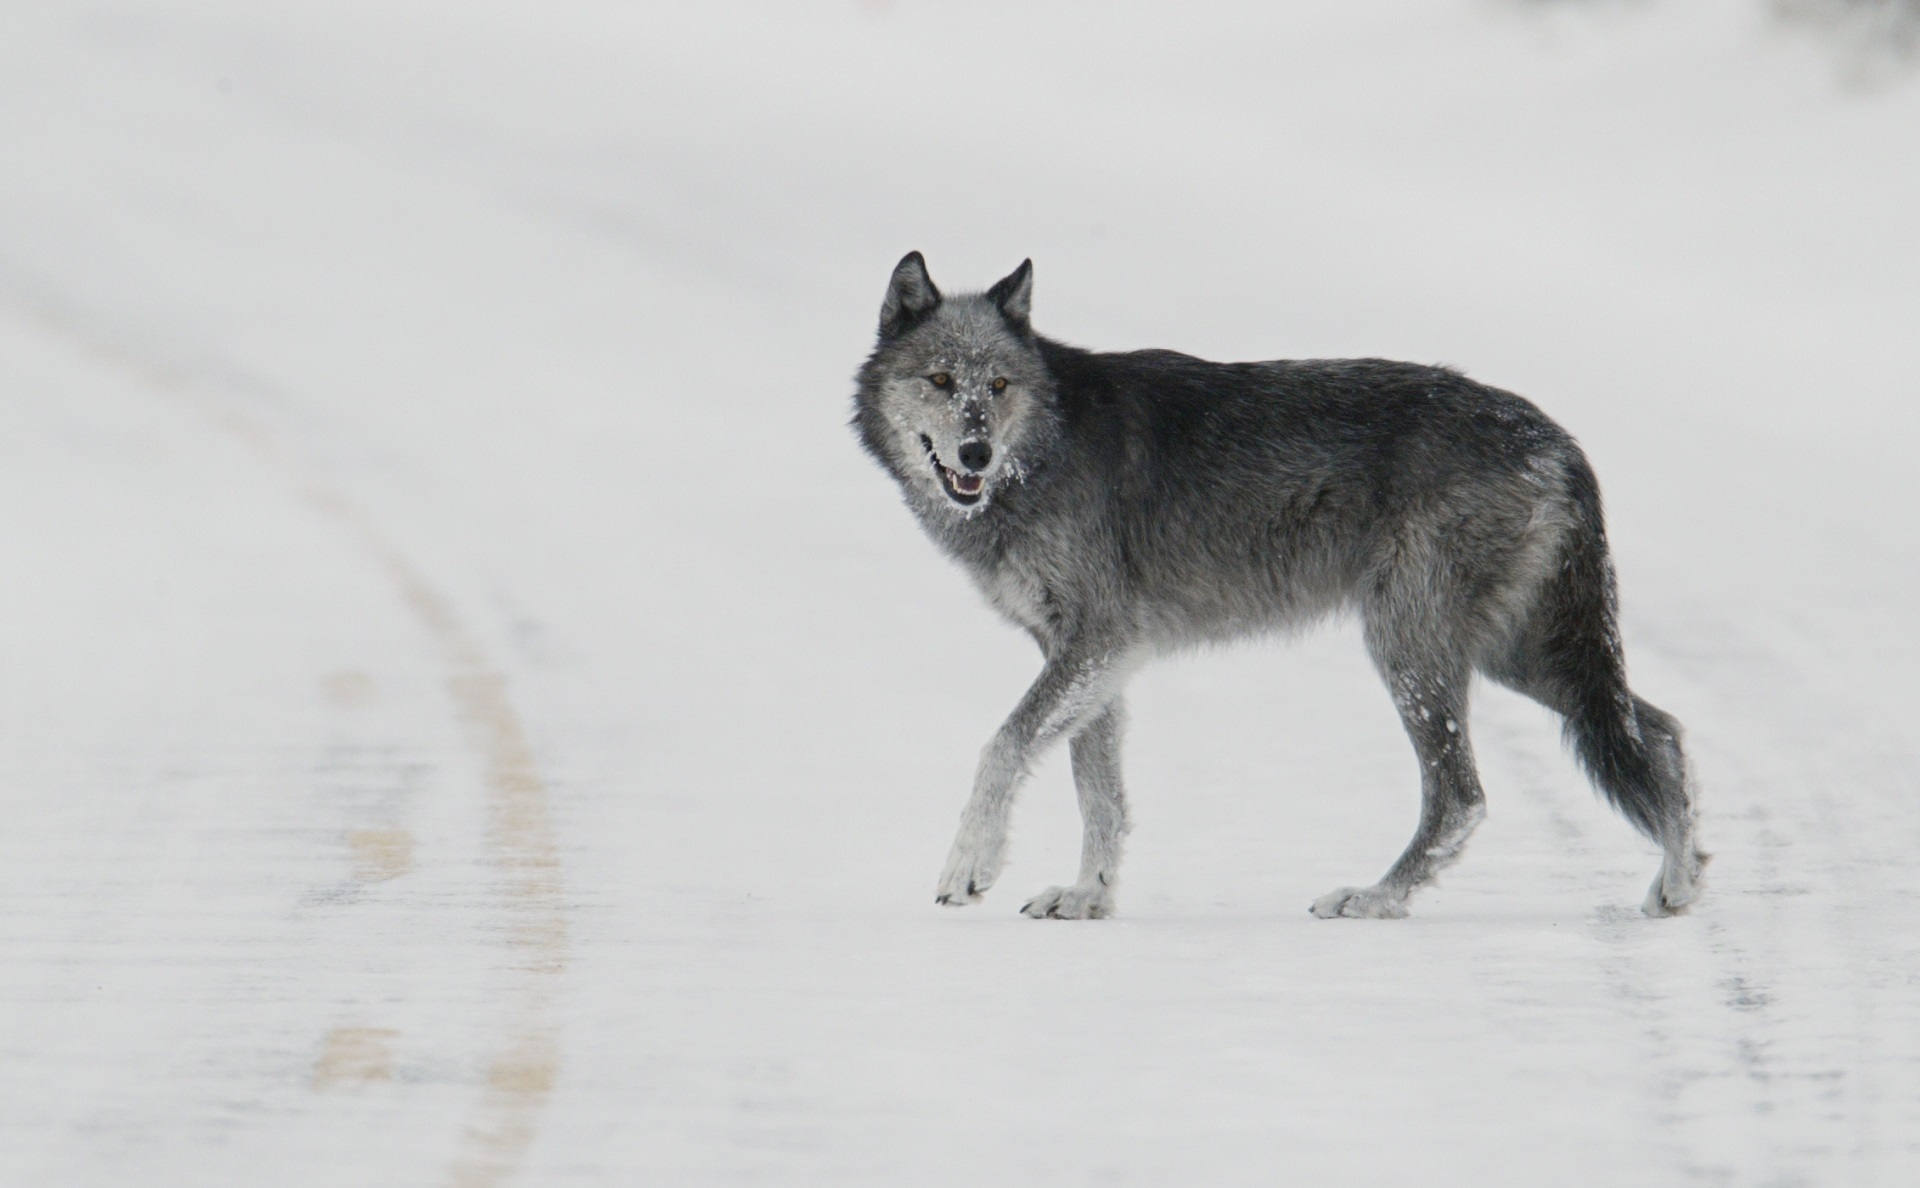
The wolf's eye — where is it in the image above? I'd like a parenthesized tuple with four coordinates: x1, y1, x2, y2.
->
(991, 377, 1008, 392)
(929, 373, 951, 388)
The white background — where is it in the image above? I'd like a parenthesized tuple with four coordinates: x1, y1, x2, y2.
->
(1, 2, 1916, 1184)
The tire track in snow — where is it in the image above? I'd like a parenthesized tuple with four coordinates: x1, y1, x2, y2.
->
(2, 287, 569, 1188)
(1632, 614, 1920, 1181)
(1482, 613, 1914, 1183)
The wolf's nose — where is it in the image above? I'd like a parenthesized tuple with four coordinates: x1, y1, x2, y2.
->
(956, 440, 993, 473)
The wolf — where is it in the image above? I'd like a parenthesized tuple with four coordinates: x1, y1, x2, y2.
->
(852, 252, 1706, 920)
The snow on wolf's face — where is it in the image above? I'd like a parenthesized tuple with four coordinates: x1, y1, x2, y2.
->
(859, 254, 1051, 516)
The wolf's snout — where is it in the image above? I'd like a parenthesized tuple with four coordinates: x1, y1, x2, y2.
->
(956, 440, 993, 473)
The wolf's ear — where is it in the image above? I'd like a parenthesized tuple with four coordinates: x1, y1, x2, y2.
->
(880, 251, 941, 337)
(986, 258, 1033, 331)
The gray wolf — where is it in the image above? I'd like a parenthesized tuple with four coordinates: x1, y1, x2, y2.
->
(852, 253, 1706, 920)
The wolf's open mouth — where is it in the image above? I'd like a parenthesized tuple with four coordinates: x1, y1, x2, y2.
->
(920, 434, 985, 506)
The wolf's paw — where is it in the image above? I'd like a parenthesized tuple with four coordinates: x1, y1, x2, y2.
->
(1642, 849, 1709, 917)
(1310, 885, 1409, 920)
(1020, 881, 1113, 920)
(934, 843, 1000, 907)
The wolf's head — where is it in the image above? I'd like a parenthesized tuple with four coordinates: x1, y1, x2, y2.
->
(853, 253, 1056, 517)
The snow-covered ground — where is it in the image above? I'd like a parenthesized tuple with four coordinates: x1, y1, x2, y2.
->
(2, 2, 1917, 1184)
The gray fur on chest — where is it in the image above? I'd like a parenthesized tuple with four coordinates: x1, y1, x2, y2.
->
(963, 527, 1086, 647)
(978, 558, 1052, 631)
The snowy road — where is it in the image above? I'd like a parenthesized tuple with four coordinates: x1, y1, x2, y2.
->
(2, 2, 1917, 1184)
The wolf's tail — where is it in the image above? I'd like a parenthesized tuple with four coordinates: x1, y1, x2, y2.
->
(1512, 455, 1696, 856)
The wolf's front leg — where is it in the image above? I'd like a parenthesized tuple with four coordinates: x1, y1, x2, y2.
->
(935, 640, 1122, 907)
(1022, 699, 1129, 919)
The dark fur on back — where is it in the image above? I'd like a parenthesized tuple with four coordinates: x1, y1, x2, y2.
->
(854, 254, 1703, 919)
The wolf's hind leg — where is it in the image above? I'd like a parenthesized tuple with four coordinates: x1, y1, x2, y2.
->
(1487, 457, 1706, 915)
(1022, 699, 1129, 920)
(1312, 665, 1486, 920)
(1492, 648, 1706, 915)
(1628, 697, 1707, 916)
